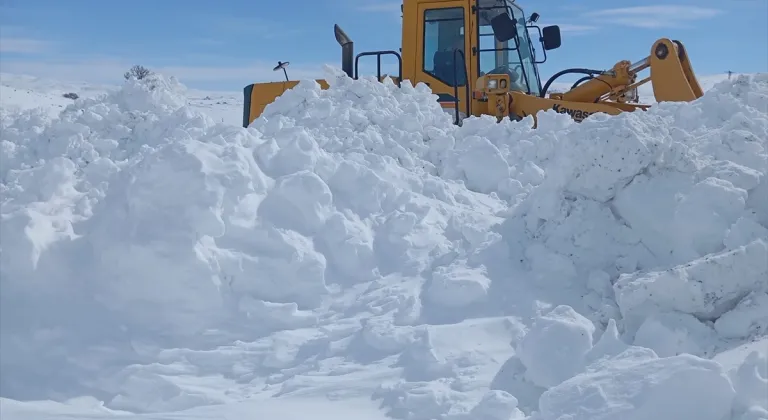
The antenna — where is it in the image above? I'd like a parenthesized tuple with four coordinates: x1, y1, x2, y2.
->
(273, 61, 290, 81)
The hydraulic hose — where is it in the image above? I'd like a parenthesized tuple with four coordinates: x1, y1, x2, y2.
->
(540, 68, 607, 98)
(571, 75, 594, 90)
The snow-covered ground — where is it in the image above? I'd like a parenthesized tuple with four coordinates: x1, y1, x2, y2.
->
(0, 73, 243, 126)
(1, 69, 767, 420)
(2, 72, 746, 127)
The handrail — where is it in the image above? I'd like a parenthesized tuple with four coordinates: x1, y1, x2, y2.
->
(354, 50, 403, 85)
(452, 48, 470, 125)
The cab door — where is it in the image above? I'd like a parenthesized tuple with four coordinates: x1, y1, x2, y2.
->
(415, 1, 474, 123)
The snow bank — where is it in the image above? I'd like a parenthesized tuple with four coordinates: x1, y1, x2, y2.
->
(1, 69, 767, 419)
(0, 68, 505, 403)
(538, 347, 736, 420)
(615, 239, 768, 336)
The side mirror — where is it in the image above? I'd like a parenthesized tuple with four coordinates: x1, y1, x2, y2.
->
(542, 25, 561, 50)
(491, 13, 517, 43)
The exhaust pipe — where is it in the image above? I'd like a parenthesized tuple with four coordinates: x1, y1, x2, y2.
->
(333, 24, 354, 78)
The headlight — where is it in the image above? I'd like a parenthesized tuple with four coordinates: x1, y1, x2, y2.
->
(487, 79, 498, 89)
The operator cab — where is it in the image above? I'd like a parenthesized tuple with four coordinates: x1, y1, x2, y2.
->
(475, 0, 561, 96)
(324, 0, 562, 126)
(400, 0, 562, 124)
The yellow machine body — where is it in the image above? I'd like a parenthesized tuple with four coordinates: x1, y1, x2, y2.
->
(242, 0, 703, 128)
(244, 80, 330, 127)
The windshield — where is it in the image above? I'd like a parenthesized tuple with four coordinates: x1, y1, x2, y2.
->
(476, 0, 540, 96)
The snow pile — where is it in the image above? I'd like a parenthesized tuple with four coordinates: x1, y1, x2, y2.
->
(1, 69, 767, 420)
(506, 315, 766, 420)
(536, 325, 737, 420)
(516, 305, 596, 388)
(0, 68, 505, 405)
(474, 74, 768, 330)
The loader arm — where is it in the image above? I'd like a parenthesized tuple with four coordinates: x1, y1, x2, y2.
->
(508, 38, 703, 126)
(647, 39, 703, 101)
(542, 38, 703, 104)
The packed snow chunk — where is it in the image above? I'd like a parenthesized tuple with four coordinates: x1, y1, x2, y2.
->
(238, 296, 318, 330)
(258, 170, 334, 235)
(730, 351, 768, 417)
(356, 316, 416, 356)
(748, 179, 768, 228)
(106, 369, 213, 413)
(425, 260, 491, 308)
(633, 312, 719, 357)
(516, 305, 596, 388)
(373, 209, 450, 276)
(396, 328, 455, 381)
(614, 239, 768, 333)
(583, 319, 630, 365)
(726, 216, 768, 250)
(519, 160, 546, 186)
(218, 228, 329, 308)
(254, 126, 325, 178)
(489, 355, 546, 414)
(538, 350, 736, 420)
(523, 242, 578, 287)
(261, 330, 312, 369)
(674, 176, 749, 256)
(586, 269, 613, 297)
(79, 139, 262, 330)
(256, 66, 453, 138)
(374, 380, 460, 420)
(445, 134, 510, 194)
(0, 157, 84, 278)
(558, 112, 666, 202)
(698, 159, 763, 193)
(467, 390, 525, 420)
(114, 73, 188, 113)
(326, 160, 398, 218)
(610, 169, 698, 264)
(501, 189, 652, 292)
(318, 211, 376, 282)
(714, 291, 768, 339)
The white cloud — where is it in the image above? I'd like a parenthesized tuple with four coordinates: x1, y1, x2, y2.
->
(583, 5, 722, 28)
(0, 58, 330, 90)
(542, 23, 599, 35)
(0, 37, 51, 53)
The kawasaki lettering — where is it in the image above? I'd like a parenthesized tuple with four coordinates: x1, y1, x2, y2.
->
(552, 104, 594, 122)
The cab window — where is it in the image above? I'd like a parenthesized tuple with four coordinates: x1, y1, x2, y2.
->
(423, 7, 466, 87)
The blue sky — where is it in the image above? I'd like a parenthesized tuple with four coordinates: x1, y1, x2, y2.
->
(1, 0, 766, 91)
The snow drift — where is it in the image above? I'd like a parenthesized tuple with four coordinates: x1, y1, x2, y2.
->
(1, 68, 767, 419)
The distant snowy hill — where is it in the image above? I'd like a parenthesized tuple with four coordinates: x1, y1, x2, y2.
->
(1, 69, 766, 420)
(1, 73, 243, 126)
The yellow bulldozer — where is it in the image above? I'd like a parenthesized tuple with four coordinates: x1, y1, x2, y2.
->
(242, 0, 704, 128)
